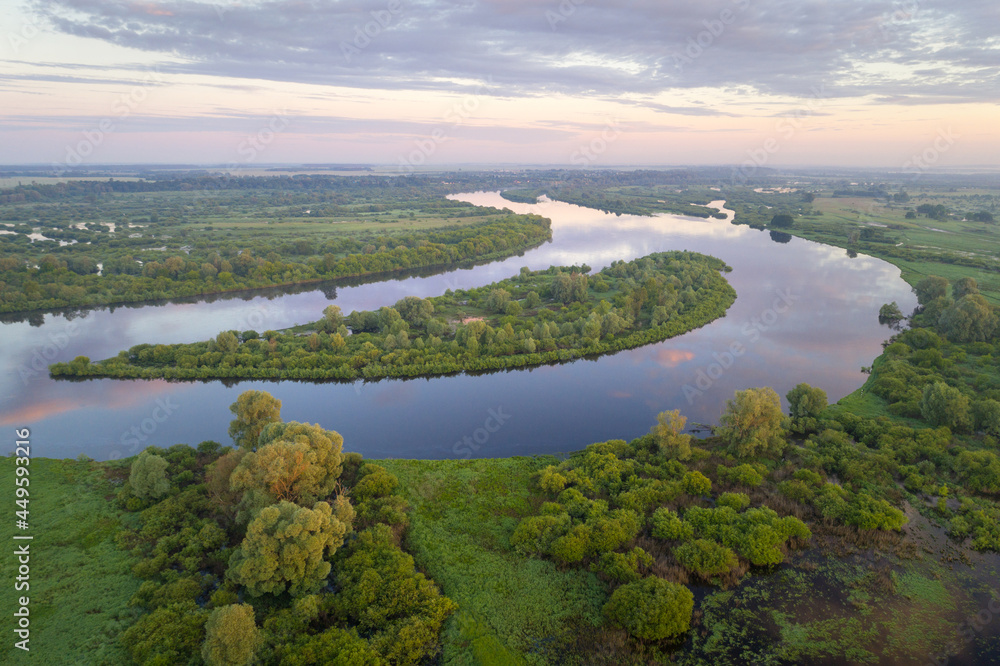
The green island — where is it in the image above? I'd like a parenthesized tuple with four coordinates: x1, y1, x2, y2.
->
(49, 250, 736, 381)
(5, 168, 1000, 664)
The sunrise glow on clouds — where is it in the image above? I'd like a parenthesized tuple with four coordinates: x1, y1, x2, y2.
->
(1, 0, 998, 167)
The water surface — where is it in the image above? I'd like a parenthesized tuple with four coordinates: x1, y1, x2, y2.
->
(0, 193, 916, 460)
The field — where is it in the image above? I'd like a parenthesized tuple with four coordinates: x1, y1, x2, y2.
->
(0, 456, 139, 664)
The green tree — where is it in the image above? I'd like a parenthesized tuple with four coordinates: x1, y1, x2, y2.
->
(202, 604, 259, 666)
(228, 390, 282, 449)
(938, 294, 997, 342)
(973, 399, 1000, 437)
(231, 421, 345, 519)
(484, 288, 512, 313)
(321, 304, 343, 331)
(331, 524, 458, 663)
(915, 275, 949, 306)
(130, 450, 170, 500)
(878, 302, 904, 326)
(227, 500, 348, 597)
(770, 214, 794, 228)
(650, 409, 691, 460)
(952, 277, 980, 300)
(216, 330, 239, 353)
(393, 296, 434, 325)
(786, 383, 827, 419)
(920, 381, 971, 432)
(121, 601, 208, 665)
(717, 387, 787, 458)
(603, 577, 694, 641)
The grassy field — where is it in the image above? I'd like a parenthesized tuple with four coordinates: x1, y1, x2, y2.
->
(0, 456, 139, 664)
(380, 457, 607, 665)
(787, 191, 1000, 303)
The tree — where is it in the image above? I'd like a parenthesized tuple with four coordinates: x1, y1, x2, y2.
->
(331, 524, 458, 663)
(770, 214, 794, 228)
(973, 399, 1000, 437)
(130, 450, 170, 500)
(878, 302, 904, 326)
(938, 294, 997, 342)
(227, 501, 348, 597)
(915, 276, 949, 306)
(920, 381, 971, 432)
(202, 604, 259, 666)
(228, 390, 282, 449)
(216, 331, 239, 353)
(484, 288, 512, 313)
(786, 383, 827, 419)
(393, 296, 434, 325)
(952, 277, 980, 301)
(231, 421, 345, 518)
(717, 387, 787, 458)
(121, 601, 208, 665)
(603, 577, 694, 641)
(321, 304, 343, 330)
(651, 410, 692, 460)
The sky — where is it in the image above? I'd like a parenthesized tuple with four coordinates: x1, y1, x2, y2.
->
(1, 0, 998, 169)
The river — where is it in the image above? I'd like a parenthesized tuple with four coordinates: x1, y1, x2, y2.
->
(0, 192, 916, 460)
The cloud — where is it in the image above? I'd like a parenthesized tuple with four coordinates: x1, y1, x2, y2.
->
(23, 0, 999, 103)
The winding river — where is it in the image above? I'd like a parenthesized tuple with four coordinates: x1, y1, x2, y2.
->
(0, 192, 916, 460)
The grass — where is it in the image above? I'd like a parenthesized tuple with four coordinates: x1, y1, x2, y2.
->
(787, 192, 1000, 303)
(0, 457, 140, 664)
(380, 457, 607, 665)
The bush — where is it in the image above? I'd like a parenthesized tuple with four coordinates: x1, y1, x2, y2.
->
(674, 539, 740, 577)
(510, 513, 571, 556)
(651, 508, 694, 541)
(352, 465, 399, 501)
(130, 450, 170, 500)
(603, 577, 694, 641)
(717, 463, 765, 487)
(681, 470, 712, 496)
(121, 601, 208, 665)
(591, 548, 654, 583)
(717, 492, 750, 511)
(330, 525, 458, 663)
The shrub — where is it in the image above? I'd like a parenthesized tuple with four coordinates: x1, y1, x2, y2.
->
(651, 508, 694, 541)
(121, 601, 208, 665)
(603, 577, 694, 641)
(352, 464, 399, 501)
(510, 513, 572, 556)
(681, 470, 712, 496)
(591, 548, 654, 583)
(717, 463, 764, 487)
(717, 492, 750, 511)
(674, 539, 740, 577)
